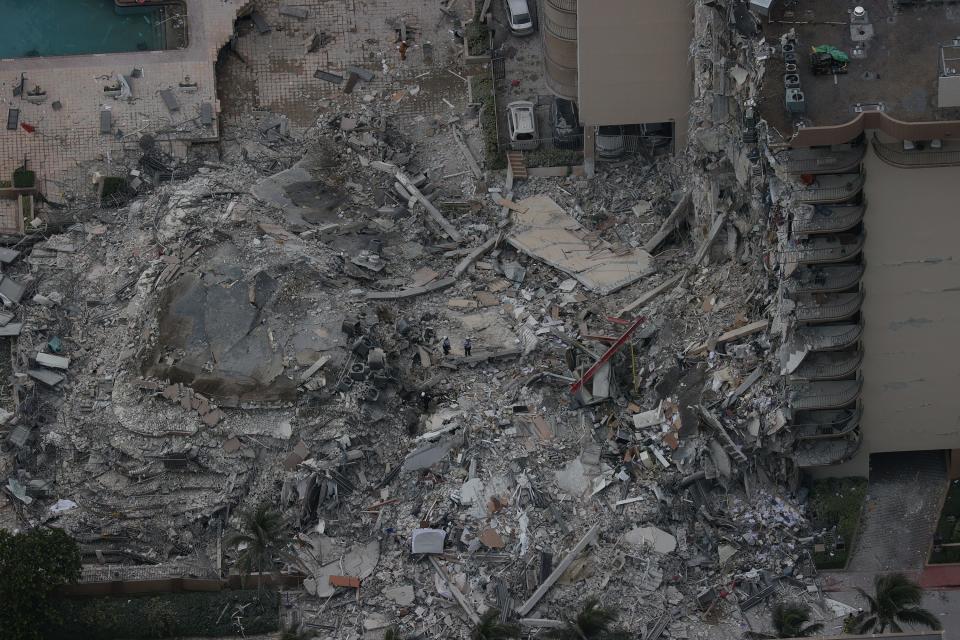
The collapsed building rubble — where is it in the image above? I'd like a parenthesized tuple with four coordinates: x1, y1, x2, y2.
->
(0, 0, 868, 638)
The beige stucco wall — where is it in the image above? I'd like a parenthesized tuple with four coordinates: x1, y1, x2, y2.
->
(575, 0, 693, 147)
(826, 143, 960, 477)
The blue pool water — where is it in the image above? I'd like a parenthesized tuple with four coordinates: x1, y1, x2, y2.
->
(0, 0, 164, 59)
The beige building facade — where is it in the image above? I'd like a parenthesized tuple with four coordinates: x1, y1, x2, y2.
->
(542, 0, 694, 173)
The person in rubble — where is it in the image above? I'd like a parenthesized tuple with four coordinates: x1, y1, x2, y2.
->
(442, 336, 451, 356)
(420, 390, 430, 411)
(463, 337, 472, 357)
(398, 40, 409, 61)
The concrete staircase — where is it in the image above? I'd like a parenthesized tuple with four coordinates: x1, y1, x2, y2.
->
(506, 151, 527, 180)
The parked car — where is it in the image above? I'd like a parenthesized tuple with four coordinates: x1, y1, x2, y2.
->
(507, 100, 539, 150)
(595, 125, 625, 159)
(503, 0, 534, 35)
(550, 98, 582, 149)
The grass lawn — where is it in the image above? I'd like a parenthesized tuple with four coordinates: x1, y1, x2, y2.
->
(929, 478, 960, 564)
(46, 589, 279, 639)
(808, 477, 867, 570)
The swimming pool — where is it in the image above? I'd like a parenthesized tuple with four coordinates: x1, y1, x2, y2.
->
(0, 0, 175, 59)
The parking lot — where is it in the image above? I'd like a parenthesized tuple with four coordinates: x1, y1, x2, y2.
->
(487, 0, 581, 156)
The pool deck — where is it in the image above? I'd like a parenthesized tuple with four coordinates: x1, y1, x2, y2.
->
(0, 0, 246, 204)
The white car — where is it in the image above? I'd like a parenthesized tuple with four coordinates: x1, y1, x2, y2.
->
(507, 101, 539, 150)
(504, 0, 534, 35)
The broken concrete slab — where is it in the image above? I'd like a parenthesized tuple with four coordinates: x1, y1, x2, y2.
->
(383, 584, 415, 606)
(251, 155, 348, 228)
(28, 368, 65, 387)
(624, 526, 677, 554)
(36, 352, 70, 369)
(411, 528, 446, 554)
(507, 196, 653, 294)
(402, 438, 456, 472)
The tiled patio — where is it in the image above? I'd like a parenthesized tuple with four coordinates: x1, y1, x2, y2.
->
(0, 0, 245, 203)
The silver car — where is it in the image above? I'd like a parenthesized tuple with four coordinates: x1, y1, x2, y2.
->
(504, 0, 534, 35)
(507, 100, 539, 151)
(596, 125, 625, 159)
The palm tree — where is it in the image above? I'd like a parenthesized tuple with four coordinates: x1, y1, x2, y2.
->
(850, 573, 941, 633)
(225, 503, 286, 591)
(744, 602, 824, 639)
(545, 597, 630, 639)
(471, 609, 520, 640)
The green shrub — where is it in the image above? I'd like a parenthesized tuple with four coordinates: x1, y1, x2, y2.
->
(473, 76, 506, 170)
(808, 477, 866, 570)
(465, 22, 489, 56)
(12, 167, 35, 188)
(525, 149, 583, 168)
(46, 589, 280, 639)
(0, 528, 82, 640)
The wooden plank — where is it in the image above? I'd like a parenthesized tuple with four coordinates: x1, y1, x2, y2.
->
(453, 234, 499, 277)
(643, 191, 692, 252)
(430, 556, 480, 624)
(616, 274, 683, 317)
(495, 197, 528, 213)
(515, 524, 600, 616)
(687, 319, 768, 356)
(692, 211, 728, 266)
(452, 127, 483, 179)
(396, 172, 463, 242)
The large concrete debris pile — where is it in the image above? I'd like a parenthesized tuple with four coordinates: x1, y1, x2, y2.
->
(0, 0, 847, 638)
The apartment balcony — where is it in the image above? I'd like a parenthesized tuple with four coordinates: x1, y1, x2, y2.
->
(791, 204, 864, 236)
(789, 379, 862, 411)
(793, 323, 863, 352)
(777, 144, 866, 175)
(872, 135, 960, 169)
(793, 430, 862, 468)
(786, 265, 864, 295)
(791, 348, 863, 381)
(785, 233, 864, 265)
(794, 291, 864, 324)
(791, 408, 862, 440)
(794, 174, 865, 204)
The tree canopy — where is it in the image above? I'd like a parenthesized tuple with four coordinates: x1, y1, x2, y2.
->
(0, 527, 82, 640)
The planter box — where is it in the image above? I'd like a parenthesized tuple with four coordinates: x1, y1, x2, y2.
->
(463, 20, 492, 65)
(527, 165, 586, 178)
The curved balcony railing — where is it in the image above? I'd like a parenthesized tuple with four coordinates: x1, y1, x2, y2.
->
(794, 291, 864, 324)
(872, 135, 960, 168)
(544, 53, 578, 100)
(793, 323, 863, 352)
(777, 144, 866, 175)
(786, 265, 864, 294)
(546, 0, 578, 13)
(791, 348, 863, 381)
(792, 204, 864, 235)
(789, 379, 862, 411)
(791, 408, 862, 440)
(544, 14, 577, 40)
(793, 429, 862, 467)
(794, 174, 865, 204)
(784, 234, 864, 265)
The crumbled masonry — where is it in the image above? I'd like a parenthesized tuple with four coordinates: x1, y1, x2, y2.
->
(0, 0, 868, 638)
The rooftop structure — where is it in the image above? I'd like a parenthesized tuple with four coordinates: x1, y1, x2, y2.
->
(760, 0, 960, 146)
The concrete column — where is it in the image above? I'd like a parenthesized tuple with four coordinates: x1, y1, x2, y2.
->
(584, 126, 596, 177)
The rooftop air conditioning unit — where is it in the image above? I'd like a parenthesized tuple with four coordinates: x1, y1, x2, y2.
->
(786, 89, 806, 114)
(750, 0, 774, 16)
